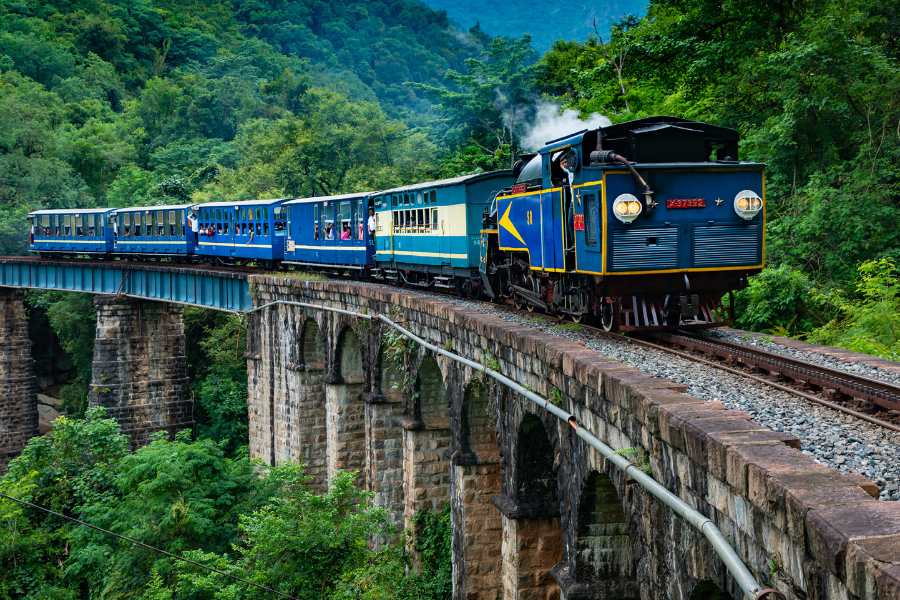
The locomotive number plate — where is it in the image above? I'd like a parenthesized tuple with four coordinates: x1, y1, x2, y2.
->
(511, 184, 527, 194)
(667, 198, 705, 209)
(574, 214, 584, 231)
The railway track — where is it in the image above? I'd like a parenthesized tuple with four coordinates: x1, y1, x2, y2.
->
(16, 256, 900, 432)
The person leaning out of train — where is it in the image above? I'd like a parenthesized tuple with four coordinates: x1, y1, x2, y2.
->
(189, 212, 199, 235)
(314, 223, 319, 240)
(368, 208, 376, 237)
(246, 227, 254, 245)
(341, 226, 351, 240)
(325, 224, 334, 239)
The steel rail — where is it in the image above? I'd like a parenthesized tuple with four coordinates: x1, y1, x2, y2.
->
(656, 332, 900, 412)
(244, 299, 783, 600)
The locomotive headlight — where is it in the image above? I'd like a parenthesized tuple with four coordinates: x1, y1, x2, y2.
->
(613, 194, 642, 223)
(734, 190, 763, 220)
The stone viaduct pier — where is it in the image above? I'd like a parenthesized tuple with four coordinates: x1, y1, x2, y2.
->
(0, 258, 898, 599)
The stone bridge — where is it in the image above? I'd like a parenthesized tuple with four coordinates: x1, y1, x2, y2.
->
(245, 276, 900, 600)
(1, 268, 899, 599)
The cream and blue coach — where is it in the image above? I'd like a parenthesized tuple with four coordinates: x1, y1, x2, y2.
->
(372, 172, 515, 292)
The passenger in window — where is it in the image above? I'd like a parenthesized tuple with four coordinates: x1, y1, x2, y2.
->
(341, 226, 350, 240)
(264, 223, 269, 235)
(256, 223, 261, 236)
(77, 226, 83, 236)
(217, 226, 223, 235)
(314, 224, 319, 240)
(170, 224, 176, 236)
(246, 227, 254, 244)
(325, 224, 334, 239)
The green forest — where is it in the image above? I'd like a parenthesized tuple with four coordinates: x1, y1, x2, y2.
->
(2, 0, 900, 596)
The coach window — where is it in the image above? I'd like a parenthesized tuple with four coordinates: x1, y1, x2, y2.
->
(430, 190, 437, 203)
(431, 208, 438, 232)
(393, 211, 399, 232)
(314, 204, 320, 239)
(157, 211, 164, 236)
(87, 215, 95, 237)
(583, 194, 598, 247)
(423, 208, 430, 231)
(324, 203, 334, 238)
(169, 211, 177, 236)
(135, 215, 142, 237)
(416, 209, 423, 232)
(75, 215, 83, 237)
(146, 213, 154, 237)
(416, 191, 423, 205)
(392, 194, 398, 208)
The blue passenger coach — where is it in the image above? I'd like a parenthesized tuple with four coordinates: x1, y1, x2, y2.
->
(283, 192, 374, 270)
(371, 172, 514, 294)
(195, 199, 288, 266)
(29, 208, 116, 257)
(113, 204, 197, 258)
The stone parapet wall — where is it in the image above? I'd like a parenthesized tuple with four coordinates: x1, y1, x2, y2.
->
(0, 288, 38, 471)
(88, 295, 192, 448)
(248, 276, 900, 600)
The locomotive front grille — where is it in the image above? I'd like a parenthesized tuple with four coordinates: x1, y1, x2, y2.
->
(611, 228, 678, 271)
(692, 224, 760, 267)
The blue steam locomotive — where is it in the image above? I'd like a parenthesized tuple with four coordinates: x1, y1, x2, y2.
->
(28, 117, 765, 331)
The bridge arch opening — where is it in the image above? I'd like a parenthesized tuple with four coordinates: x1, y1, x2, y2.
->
(404, 355, 452, 568)
(415, 355, 448, 424)
(278, 317, 327, 491)
(575, 470, 634, 585)
(502, 413, 564, 600)
(325, 326, 366, 487)
(336, 326, 364, 384)
(365, 345, 406, 530)
(452, 379, 502, 600)
(301, 318, 325, 370)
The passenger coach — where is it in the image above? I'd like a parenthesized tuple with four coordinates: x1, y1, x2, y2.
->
(372, 172, 515, 295)
(29, 208, 116, 258)
(283, 192, 374, 270)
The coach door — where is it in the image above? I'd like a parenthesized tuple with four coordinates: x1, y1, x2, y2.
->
(574, 186, 603, 274)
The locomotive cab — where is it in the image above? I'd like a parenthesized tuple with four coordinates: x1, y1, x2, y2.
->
(486, 116, 765, 330)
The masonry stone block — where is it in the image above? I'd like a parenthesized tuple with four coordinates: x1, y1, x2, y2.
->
(88, 296, 191, 449)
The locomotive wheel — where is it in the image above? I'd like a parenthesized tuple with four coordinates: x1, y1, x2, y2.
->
(525, 275, 537, 312)
(513, 294, 524, 310)
(601, 301, 616, 332)
(570, 290, 589, 324)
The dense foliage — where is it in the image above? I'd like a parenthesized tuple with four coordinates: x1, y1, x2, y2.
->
(0, 411, 453, 600)
(533, 0, 900, 351)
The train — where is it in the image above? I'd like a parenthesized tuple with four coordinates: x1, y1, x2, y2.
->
(28, 116, 765, 331)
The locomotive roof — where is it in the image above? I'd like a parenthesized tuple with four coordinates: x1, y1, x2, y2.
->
(199, 198, 293, 208)
(112, 204, 196, 213)
(29, 208, 115, 216)
(283, 191, 375, 205)
(375, 170, 513, 196)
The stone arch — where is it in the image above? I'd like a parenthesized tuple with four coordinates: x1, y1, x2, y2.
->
(336, 327, 364, 383)
(301, 318, 325, 370)
(403, 354, 452, 568)
(325, 326, 367, 487)
(688, 580, 730, 599)
(515, 413, 558, 509)
(415, 355, 448, 423)
(459, 379, 499, 463)
(289, 317, 327, 491)
(374, 345, 403, 402)
(451, 378, 503, 600)
(574, 470, 634, 584)
(500, 412, 564, 600)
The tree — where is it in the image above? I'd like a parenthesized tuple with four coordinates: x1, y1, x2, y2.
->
(410, 34, 538, 171)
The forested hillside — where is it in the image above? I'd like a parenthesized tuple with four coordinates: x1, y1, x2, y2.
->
(0, 0, 496, 255)
(419, 0, 645, 51)
(2, 0, 900, 596)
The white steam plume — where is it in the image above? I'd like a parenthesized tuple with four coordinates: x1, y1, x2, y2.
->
(519, 102, 612, 152)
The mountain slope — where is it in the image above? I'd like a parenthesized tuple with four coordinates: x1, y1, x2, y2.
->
(418, 0, 646, 50)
